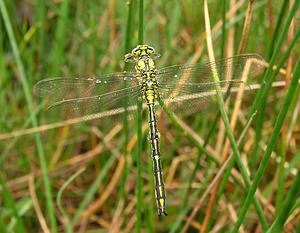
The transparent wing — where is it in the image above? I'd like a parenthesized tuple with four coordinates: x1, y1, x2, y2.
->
(48, 85, 142, 119)
(157, 54, 265, 116)
(34, 72, 140, 102)
(34, 72, 142, 120)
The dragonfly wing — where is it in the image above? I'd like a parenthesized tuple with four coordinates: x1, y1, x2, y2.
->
(158, 54, 265, 87)
(34, 72, 142, 120)
(157, 81, 242, 117)
(45, 85, 142, 120)
(157, 54, 265, 117)
(34, 72, 140, 103)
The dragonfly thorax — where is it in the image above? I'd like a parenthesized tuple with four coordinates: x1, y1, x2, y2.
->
(141, 71, 159, 104)
(135, 57, 156, 72)
(145, 79, 153, 87)
(124, 45, 160, 104)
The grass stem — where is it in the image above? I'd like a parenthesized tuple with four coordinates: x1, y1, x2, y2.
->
(0, 1, 57, 232)
(231, 53, 300, 233)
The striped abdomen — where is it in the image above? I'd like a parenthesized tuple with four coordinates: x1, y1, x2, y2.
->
(148, 103, 167, 216)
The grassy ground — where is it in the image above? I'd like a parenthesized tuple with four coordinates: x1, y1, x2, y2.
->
(0, 0, 300, 232)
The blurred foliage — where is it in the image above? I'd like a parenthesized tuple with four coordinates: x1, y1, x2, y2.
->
(0, 0, 299, 232)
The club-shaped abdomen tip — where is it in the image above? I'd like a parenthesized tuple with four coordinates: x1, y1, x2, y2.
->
(158, 207, 168, 216)
(157, 197, 167, 216)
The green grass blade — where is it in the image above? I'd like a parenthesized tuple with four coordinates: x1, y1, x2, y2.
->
(146, 141, 154, 233)
(275, 135, 287, 217)
(231, 52, 300, 233)
(267, 169, 300, 233)
(252, 29, 300, 170)
(210, 70, 269, 230)
(0, 177, 27, 233)
(120, 0, 135, 223)
(267, 0, 289, 58)
(217, 112, 258, 198)
(50, 0, 70, 74)
(251, 0, 299, 115)
(124, 0, 135, 58)
(135, 1, 144, 232)
(1, 105, 43, 164)
(297, 223, 300, 233)
(172, 111, 257, 233)
(182, 0, 268, 219)
(57, 168, 85, 233)
(158, 98, 219, 164)
(135, 98, 143, 232)
(249, 0, 299, 166)
(0, 1, 57, 232)
(138, 0, 144, 44)
(158, 98, 267, 229)
(0, 214, 7, 233)
(71, 155, 117, 225)
(205, 2, 268, 229)
(220, 0, 227, 58)
(170, 188, 203, 233)
(35, 0, 46, 75)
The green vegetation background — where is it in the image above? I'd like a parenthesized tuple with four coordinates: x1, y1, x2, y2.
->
(0, 0, 299, 232)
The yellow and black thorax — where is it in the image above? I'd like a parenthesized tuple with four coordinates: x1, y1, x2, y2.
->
(124, 44, 160, 105)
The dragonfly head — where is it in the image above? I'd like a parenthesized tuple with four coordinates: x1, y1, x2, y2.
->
(124, 45, 160, 63)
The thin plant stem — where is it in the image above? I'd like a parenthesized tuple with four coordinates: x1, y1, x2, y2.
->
(220, 0, 227, 58)
(0, 177, 27, 233)
(267, 169, 300, 233)
(136, 0, 144, 232)
(0, 1, 58, 232)
(202, 0, 258, 230)
(50, 0, 70, 74)
(267, 1, 289, 58)
(0, 215, 7, 233)
(180, 111, 258, 233)
(203, 1, 268, 231)
(237, 0, 255, 54)
(121, 0, 134, 212)
(231, 55, 300, 233)
(57, 168, 85, 233)
(71, 155, 117, 225)
(249, 0, 299, 163)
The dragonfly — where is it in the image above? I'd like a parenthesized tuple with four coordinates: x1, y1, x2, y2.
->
(34, 45, 265, 216)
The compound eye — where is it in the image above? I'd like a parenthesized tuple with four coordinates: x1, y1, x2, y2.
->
(147, 48, 154, 55)
(134, 50, 141, 57)
(132, 47, 138, 54)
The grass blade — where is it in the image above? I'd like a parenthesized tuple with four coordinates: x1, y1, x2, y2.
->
(203, 0, 268, 231)
(135, 1, 144, 231)
(231, 52, 300, 233)
(71, 154, 117, 225)
(57, 168, 85, 233)
(0, 1, 57, 232)
(0, 177, 27, 233)
(120, 0, 135, 226)
(249, 0, 299, 166)
(267, 169, 300, 233)
(50, 0, 70, 74)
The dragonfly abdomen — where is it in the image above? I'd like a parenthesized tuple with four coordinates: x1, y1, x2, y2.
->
(148, 104, 167, 216)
